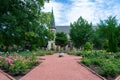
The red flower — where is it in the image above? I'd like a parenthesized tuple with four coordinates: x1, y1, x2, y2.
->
(6, 58, 13, 66)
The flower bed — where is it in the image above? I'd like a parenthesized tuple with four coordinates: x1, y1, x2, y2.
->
(0, 53, 39, 79)
(70, 50, 120, 80)
(0, 50, 54, 79)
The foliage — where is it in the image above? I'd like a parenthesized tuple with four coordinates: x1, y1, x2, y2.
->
(84, 42, 93, 51)
(107, 16, 118, 52)
(55, 32, 68, 47)
(92, 31, 103, 49)
(66, 50, 77, 55)
(103, 39, 109, 51)
(0, 50, 55, 76)
(116, 25, 120, 48)
(9, 59, 28, 75)
(44, 50, 55, 55)
(70, 16, 93, 48)
(96, 16, 118, 52)
(0, 52, 39, 76)
(0, 0, 52, 51)
(74, 50, 120, 79)
(33, 50, 45, 56)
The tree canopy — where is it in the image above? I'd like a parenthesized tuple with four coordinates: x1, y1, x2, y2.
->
(96, 16, 118, 52)
(70, 16, 93, 49)
(0, 0, 53, 51)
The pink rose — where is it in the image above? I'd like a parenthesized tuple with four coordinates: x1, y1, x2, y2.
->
(6, 58, 13, 66)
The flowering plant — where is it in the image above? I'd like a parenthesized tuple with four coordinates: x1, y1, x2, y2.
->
(0, 53, 39, 75)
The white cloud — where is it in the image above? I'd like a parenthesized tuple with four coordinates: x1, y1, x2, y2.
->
(42, 0, 120, 26)
(42, 1, 67, 25)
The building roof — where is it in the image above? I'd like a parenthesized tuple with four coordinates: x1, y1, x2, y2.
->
(56, 26, 70, 34)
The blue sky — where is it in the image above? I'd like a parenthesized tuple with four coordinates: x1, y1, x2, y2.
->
(43, 0, 120, 26)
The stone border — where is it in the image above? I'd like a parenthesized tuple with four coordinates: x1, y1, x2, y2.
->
(0, 70, 16, 80)
(77, 61, 107, 80)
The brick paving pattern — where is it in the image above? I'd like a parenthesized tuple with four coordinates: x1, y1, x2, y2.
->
(20, 54, 103, 80)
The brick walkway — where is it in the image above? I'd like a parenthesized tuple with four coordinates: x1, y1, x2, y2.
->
(20, 54, 103, 80)
(0, 70, 11, 80)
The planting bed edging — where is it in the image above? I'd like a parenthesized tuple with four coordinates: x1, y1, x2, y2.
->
(0, 69, 16, 80)
(77, 61, 107, 80)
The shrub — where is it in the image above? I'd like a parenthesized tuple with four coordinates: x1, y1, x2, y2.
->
(80, 50, 120, 79)
(45, 50, 54, 55)
(103, 39, 109, 51)
(84, 42, 93, 51)
(75, 51, 82, 56)
(35, 52, 45, 56)
(108, 32, 118, 53)
(114, 52, 120, 59)
(9, 59, 28, 75)
(0, 52, 39, 76)
(29, 55, 38, 66)
(67, 50, 76, 55)
(101, 63, 119, 77)
(81, 58, 91, 66)
(0, 57, 11, 70)
(91, 58, 104, 66)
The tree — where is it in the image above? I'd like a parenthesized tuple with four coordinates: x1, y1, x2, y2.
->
(92, 30, 103, 49)
(97, 16, 118, 52)
(55, 32, 68, 47)
(107, 16, 118, 52)
(70, 16, 93, 49)
(103, 39, 109, 51)
(0, 0, 50, 51)
(116, 25, 120, 48)
(84, 42, 93, 51)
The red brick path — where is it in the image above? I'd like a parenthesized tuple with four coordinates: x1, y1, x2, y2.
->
(20, 54, 103, 80)
(0, 70, 11, 80)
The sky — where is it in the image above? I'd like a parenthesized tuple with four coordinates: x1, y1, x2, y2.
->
(42, 0, 120, 26)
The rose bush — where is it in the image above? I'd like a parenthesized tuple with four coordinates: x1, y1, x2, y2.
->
(0, 54, 39, 76)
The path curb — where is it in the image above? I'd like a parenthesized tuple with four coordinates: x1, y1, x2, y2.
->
(77, 61, 107, 80)
(0, 70, 16, 80)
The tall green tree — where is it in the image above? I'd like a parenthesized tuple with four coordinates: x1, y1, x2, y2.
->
(0, 0, 50, 51)
(70, 16, 93, 49)
(93, 20, 109, 49)
(97, 16, 118, 52)
(116, 25, 120, 48)
(106, 16, 118, 52)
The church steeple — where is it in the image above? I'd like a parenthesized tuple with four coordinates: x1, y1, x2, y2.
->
(51, 8, 56, 29)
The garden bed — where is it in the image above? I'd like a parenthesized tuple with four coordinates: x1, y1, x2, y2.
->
(1, 62, 41, 80)
(77, 61, 106, 80)
(0, 50, 46, 80)
(68, 50, 120, 80)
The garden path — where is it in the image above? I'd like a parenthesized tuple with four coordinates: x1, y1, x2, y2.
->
(20, 54, 103, 80)
(0, 70, 11, 80)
